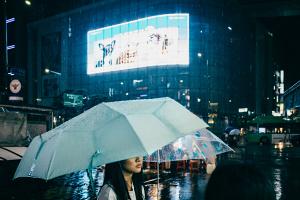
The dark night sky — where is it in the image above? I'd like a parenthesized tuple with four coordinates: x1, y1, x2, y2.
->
(261, 16, 300, 89)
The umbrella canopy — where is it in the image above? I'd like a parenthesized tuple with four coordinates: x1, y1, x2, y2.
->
(144, 128, 233, 200)
(14, 97, 208, 180)
(224, 127, 235, 134)
(229, 129, 240, 136)
(145, 129, 233, 163)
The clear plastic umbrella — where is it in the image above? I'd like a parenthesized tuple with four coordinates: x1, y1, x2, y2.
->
(144, 128, 233, 199)
(145, 128, 232, 162)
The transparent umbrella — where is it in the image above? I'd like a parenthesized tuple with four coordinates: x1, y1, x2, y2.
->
(144, 128, 233, 199)
(145, 129, 232, 162)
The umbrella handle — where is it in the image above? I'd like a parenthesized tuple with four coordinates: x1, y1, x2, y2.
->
(157, 150, 160, 200)
(87, 168, 96, 196)
(88, 150, 102, 197)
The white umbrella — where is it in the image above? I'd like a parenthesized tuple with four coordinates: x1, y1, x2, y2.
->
(229, 129, 240, 136)
(14, 97, 208, 180)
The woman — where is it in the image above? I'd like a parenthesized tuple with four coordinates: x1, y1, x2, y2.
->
(97, 156, 145, 200)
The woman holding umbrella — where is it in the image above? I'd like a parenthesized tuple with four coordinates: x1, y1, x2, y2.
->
(97, 156, 145, 200)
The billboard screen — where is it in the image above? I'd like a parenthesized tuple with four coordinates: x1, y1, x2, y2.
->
(87, 14, 189, 74)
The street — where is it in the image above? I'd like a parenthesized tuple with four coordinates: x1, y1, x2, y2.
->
(1, 144, 300, 200)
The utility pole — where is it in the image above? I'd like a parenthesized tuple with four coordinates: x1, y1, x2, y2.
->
(1, 0, 8, 103)
(4, 0, 8, 67)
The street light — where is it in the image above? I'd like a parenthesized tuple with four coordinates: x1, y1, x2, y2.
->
(44, 68, 61, 76)
(25, 0, 31, 6)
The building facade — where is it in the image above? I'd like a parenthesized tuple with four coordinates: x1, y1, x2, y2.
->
(26, 0, 255, 122)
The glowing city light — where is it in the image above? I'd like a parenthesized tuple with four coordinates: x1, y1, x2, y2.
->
(87, 14, 189, 74)
(25, 0, 31, 6)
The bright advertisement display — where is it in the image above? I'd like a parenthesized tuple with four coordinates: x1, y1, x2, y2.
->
(87, 14, 189, 74)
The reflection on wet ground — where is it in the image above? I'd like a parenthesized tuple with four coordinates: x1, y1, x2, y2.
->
(1, 145, 300, 200)
(145, 172, 208, 200)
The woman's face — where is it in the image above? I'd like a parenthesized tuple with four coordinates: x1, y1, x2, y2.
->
(122, 157, 143, 174)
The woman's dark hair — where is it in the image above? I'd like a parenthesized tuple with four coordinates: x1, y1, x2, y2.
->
(205, 163, 275, 200)
(103, 161, 144, 200)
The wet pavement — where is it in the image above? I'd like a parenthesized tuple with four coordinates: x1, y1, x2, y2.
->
(1, 145, 300, 200)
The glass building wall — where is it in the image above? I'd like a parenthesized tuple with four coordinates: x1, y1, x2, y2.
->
(27, 0, 255, 122)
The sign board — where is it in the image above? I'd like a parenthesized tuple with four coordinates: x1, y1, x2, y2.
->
(63, 93, 84, 107)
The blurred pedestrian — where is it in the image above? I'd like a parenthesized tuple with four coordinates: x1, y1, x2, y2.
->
(205, 162, 275, 200)
(97, 157, 145, 200)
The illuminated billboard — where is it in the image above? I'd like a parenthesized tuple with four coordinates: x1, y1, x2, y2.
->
(87, 14, 189, 74)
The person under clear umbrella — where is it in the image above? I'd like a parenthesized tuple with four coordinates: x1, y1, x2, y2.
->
(205, 162, 275, 200)
(97, 157, 145, 200)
